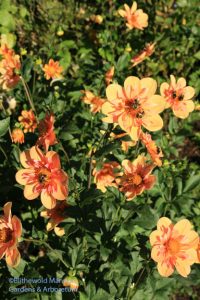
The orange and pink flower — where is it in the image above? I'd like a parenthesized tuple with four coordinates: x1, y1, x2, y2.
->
(40, 201, 68, 236)
(102, 76, 165, 141)
(36, 113, 57, 152)
(130, 43, 155, 67)
(82, 90, 105, 114)
(150, 217, 199, 277)
(18, 110, 37, 133)
(43, 59, 63, 80)
(0, 44, 21, 90)
(117, 155, 156, 200)
(105, 66, 115, 86)
(140, 132, 163, 167)
(160, 75, 195, 119)
(11, 128, 25, 144)
(0, 202, 22, 267)
(15, 146, 68, 209)
(93, 161, 121, 192)
(118, 1, 148, 30)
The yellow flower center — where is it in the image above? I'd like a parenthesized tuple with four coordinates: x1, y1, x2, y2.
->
(0, 227, 12, 243)
(168, 239, 180, 254)
(38, 168, 51, 184)
(132, 174, 142, 185)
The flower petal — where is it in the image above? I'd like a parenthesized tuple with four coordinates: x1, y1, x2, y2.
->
(52, 181, 67, 200)
(157, 261, 174, 277)
(6, 248, 21, 268)
(30, 146, 44, 161)
(0, 245, 7, 259)
(140, 78, 157, 98)
(157, 217, 172, 231)
(142, 114, 163, 131)
(124, 76, 140, 99)
(24, 184, 39, 200)
(3, 202, 12, 222)
(106, 84, 122, 102)
(15, 169, 33, 185)
(11, 216, 22, 238)
(160, 82, 169, 97)
(173, 219, 193, 235)
(175, 258, 191, 277)
(173, 100, 194, 119)
(143, 95, 165, 114)
(46, 151, 61, 169)
(183, 86, 195, 100)
(54, 226, 65, 236)
(41, 190, 56, 209)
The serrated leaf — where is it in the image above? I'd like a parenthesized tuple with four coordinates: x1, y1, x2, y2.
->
(0, 117, 10, 137)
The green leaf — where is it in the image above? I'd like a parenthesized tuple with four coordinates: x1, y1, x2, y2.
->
(0, 117, 10, 137)
(183, 174, 200, 193)
(8, 259, 27, 277)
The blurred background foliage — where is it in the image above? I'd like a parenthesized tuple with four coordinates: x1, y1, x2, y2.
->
(0, 0, 200, 299)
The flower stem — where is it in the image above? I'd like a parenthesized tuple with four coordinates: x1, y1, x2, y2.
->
(20, 76, 38, 123)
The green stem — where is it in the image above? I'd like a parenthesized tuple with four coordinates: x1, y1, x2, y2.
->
(20, 76, 38, 122)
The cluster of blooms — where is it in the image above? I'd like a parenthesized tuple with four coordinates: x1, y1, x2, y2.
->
(81, 1, 199, 278)
(0, 2, 199, 280)
(0, 45, 68, 268)
(0, 44, 21, 90)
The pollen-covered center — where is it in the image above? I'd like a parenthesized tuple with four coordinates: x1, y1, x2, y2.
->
(167, 239, 181, 255)
(125, 98, 144, 118)
(38, 168, 51, 184)
(0, 227, 13, 243)
(131, 174, 142, 185)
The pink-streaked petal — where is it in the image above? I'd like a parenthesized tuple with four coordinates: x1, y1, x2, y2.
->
(160, 82, 169, 97)
(15, 169, 33, 185)
(46, 151, 61, 169)
(157, 217, 172, 231)
(11, 216, 22, 238)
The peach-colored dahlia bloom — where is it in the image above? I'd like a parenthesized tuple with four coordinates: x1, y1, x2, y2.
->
(40, 201, 68, 236)
(93, 162, 121, 192)
(117, 155, 156, 200)
(160, 75, 195, 119)
(82, 90, 105, 114)
(0, 202, 22, 267)
(43, 59, 63, 80)
(36, 113, 57, 152)
(150, 217, 199, 277)
(15, 146, 68, 209)
(118, 2, 148, 30)
(11, 128, 25, 144)
(102, 76, 165, 141)
(18, 110, 37, 133)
